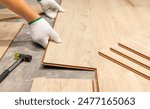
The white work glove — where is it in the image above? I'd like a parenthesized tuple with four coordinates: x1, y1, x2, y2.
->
(38, 0, 65, 18)
(29, 17, 62, 48)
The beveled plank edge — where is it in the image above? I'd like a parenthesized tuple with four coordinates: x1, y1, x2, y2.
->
(110, 47, 150, 70)
(42, 62, 96, 71)
(98, 51, 150, 81)
(118, 43, 150, 61)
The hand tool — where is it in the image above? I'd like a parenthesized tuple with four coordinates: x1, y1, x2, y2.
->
(0, 53, 32, 83)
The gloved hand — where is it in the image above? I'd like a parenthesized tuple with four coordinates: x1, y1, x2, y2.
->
(38, 0, 65, 18)
(29, 17, 62, 48)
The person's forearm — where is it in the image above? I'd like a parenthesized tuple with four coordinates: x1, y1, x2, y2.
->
(0, 0, 40, 22)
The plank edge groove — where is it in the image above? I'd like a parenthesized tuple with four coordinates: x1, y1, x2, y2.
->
(98, 51, 150, 81)
(110, 47, 150, 70)
(118, 43, 150, 61)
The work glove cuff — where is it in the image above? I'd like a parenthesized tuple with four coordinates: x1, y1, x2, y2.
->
(28, 17, 43, 25)
(37, 0, 42, 2)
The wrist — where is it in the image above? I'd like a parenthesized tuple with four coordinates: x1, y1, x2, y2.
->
(28, 17, 43, 25)
(37, 0, 42, 2)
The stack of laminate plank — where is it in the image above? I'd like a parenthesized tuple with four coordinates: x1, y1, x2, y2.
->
(42, 0, 150, 91)
(99, 41, 150, 81)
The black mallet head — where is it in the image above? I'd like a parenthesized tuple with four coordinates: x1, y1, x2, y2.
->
(14, 53, 32, 62)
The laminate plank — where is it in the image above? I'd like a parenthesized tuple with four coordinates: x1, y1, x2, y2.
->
(118, 42, 150, 61)
(43, 0, 100, 69)
(97, 54, 150, 92)
(30, 78, 94, 92)
(0, 22, 23, 60)
(110, 46, 150, 70)
(99, 50, 150, 80)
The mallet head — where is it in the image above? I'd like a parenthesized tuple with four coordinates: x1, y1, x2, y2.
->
(14, 53, 32, 62)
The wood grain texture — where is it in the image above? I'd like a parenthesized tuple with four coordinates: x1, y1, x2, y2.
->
(0, 22, 23, 60)
(30, 78, 94, 92)
(0, 4, 43, 21)
(43, 0, 100, 69)
(43, 0, 150, 91)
